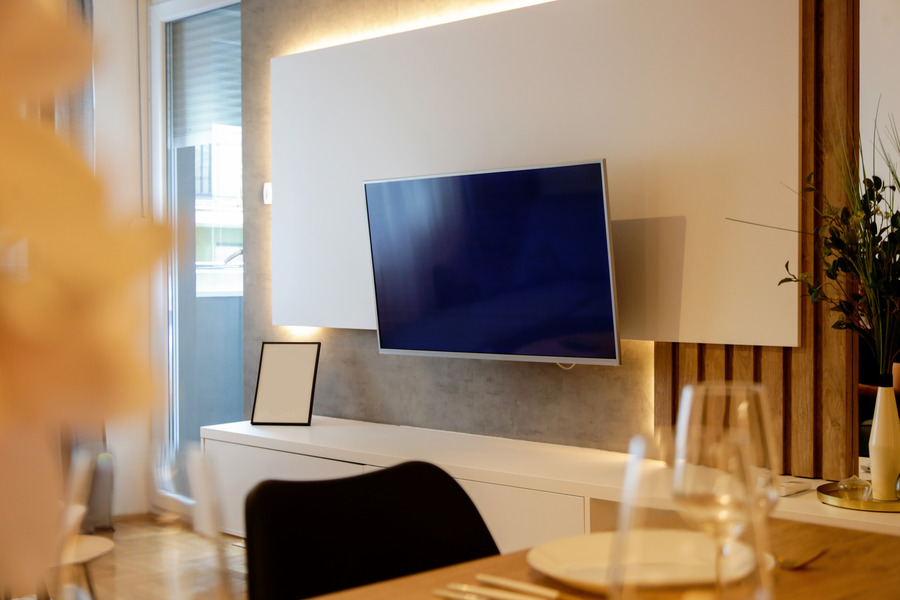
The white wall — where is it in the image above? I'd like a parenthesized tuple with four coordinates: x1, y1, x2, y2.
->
(271, 0, 800, 348)
(861, 1, 900, 174)
(92, 0, 151, 516)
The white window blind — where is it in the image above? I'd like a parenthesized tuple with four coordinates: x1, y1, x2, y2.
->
(168, 5, 241, 150)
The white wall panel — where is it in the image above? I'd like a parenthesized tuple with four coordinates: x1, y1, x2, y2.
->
(861, 1, 900, 176)
(271, 0, 799, 346)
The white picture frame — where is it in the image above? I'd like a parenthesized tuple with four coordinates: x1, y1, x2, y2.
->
(251, 342, 321, 425)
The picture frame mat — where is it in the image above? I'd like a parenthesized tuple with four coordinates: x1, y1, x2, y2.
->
(251, 342, 321, 425)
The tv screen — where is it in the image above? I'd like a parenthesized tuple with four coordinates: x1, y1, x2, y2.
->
(364, 160, 620, 366)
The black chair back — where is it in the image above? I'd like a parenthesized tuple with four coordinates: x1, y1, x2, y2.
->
(245, 460, 500, 600)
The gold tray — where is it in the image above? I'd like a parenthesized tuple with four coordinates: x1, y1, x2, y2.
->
(816, 482, 900, 512)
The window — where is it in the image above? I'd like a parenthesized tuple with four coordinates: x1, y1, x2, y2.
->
(152, 2, 243, 502)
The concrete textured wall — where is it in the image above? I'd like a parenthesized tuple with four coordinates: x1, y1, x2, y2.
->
(241, 0, 655, 453)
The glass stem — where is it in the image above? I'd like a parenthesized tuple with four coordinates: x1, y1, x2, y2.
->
(715, 539, 727, 599)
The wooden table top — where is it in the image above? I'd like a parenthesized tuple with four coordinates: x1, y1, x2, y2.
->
(311, 518, 900, 599)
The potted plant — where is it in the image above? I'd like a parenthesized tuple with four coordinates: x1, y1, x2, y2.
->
(780, 118, 900, 500)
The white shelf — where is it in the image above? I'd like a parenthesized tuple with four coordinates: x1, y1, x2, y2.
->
(202, 416, 631, 499)
(772, 474, 900, 536)
(200, 417, 900, 547)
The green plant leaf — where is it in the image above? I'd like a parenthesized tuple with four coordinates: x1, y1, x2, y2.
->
(782, 113, 900, 374)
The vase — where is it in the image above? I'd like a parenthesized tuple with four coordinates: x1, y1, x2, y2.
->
(869, 385, 900, 501)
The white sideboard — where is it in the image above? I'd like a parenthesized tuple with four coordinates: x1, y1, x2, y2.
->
(200, 416, 629, 553)
(200, 416, 900, 554)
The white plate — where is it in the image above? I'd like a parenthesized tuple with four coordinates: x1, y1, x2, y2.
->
(526, 529, 761, 593)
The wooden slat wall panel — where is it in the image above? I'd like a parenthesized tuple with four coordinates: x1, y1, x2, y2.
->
(653, 0, 859, 480)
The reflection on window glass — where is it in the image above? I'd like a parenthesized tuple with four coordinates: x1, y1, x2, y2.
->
(195, 123, 242, 295)
(169, 6, 242, 298)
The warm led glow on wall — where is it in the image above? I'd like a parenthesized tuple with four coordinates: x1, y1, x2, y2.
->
(284, 0, 554, 55)
(282, 326, 323, 339)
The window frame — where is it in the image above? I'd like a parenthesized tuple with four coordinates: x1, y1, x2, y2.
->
(146, 0, 241, 515)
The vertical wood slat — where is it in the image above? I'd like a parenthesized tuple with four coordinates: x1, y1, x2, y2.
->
(677, 343, 700, 403)
(653, 1, 858, 480)
(786, 0, 819, 478)
(654, 343, 675, 429)
(703, 345, 728, 432)
(732, 346, 755, 383)
(760, 346, 786, 472)
(818, 0, 858, 481)
(704, 345, 727, 382)
(789, 347, 817, 476)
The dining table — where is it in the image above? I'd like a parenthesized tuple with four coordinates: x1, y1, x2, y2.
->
(309, 517, 900, 599)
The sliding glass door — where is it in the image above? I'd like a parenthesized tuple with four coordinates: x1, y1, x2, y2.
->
(160, 3, 243, 498)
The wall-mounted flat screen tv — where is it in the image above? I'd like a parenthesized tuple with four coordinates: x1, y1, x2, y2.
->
(364, 160, 620, 366)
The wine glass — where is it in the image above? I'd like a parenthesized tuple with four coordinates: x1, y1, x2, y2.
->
(672, 383, 776, 597)
(677, 382, 779, 514)
(672, 424, 753, 596)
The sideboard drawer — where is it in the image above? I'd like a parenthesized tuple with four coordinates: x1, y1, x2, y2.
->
(458, 478, 584, 553)
(204, 439, 365, 536)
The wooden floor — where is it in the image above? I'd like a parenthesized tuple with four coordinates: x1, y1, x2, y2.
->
(72, 515, 247, 600)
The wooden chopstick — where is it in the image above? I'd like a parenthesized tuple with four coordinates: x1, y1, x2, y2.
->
(447, 583, 547, 600)
(475, 574, 585, 600)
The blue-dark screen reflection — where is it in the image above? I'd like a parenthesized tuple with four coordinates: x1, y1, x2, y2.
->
(364, 162, 618, 363)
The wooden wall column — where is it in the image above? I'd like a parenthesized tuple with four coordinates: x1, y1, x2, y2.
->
(654, 0, 859, 481)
